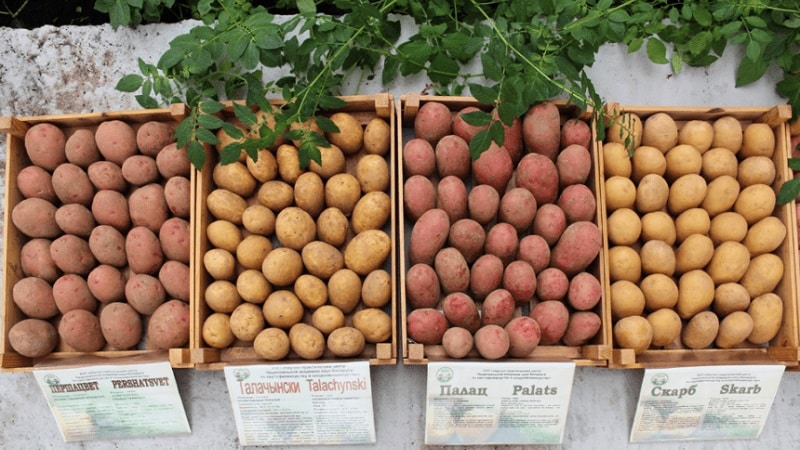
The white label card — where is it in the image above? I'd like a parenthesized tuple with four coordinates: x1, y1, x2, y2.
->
(425, 361, 576, 445)
(33, 361, 191, 442)
(630, 364, 785, 442)
(224, 361, 375, 446)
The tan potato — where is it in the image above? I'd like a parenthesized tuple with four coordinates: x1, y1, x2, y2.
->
(713, 282, 751, 317)
(236, 234, 273, 270)
(213, 161, 256, 197)
(344, 229, 391, 276)
(678, 120, 713, 153)
(254, 327, 291, 360)
(640, 211, 677, 245)
(207, 220, 242, 253)
(327, 269, 362, 314)
(361, 269, 392, 308)
(207, 188, 247, 224)
(301, 240, 344, 279)
(311, 305, 346, 335)
(276, 144, 305, 184)
(242, 205, 276, 236)
(353, 308, 392, 343)
(715, 311, 754, 349)
(712, 116, 743, 153)
(289, 117, 323, 147)
(309, 145, 346, 180)
(608, 246, 642, 283)
(709, 212, 749, 245)
(702, 147, 739, 180)
(747, 293, 783, 344)
(610, 280, 645, 320)
(674, 208, 710, 243)
(602, 142, 633, 178)
(246, 149, 278, 183)
(326, 112, 363, 154)
(316, 207, 349, 248)
(236, 269, 272, 304)
(631, 145, 666, 183)
(289, 323, 325, 360)
(744, 216, 786, 256)
(640, 273, 679, 311)
(640, 240, 675, 276)
(606, 111, 642, 150)
(737, 156, 776, 187)
(740, 253, 784, 298)
(701, 175, 740, 217)
(740, 123, 775, 158)
(229, 302, 266, 341)
(327, 327, 366, 357)
(203, 248, 236, 280)
(676, 269, 715, 319)
(642, 112, 678, 152)
(355, 154, 390, 193)
(734, 184, 776, 225)
(293, 172, 325, 218)
(674, 234, 714, 274)
(275, 207, 316, 250)
(363, 118, 391, 155)
(667, 174, 707, 215)
(665, 144, 702, 181)
(351, 191, 391, 233)
(205, 280, 242, 313)
(607, 208, 641, 246)
(202, 313, 236, 349)
(705, 241, 750, 284)
(604, 176, 636, 212)
(262, 290, 304, 329)
(647, 308, 682, 347)
(613, 315, 652, 354)
(262, 247, 304, 286)
(294, 274, 328, 309)
(635, 174, 669, 213)
(325, 173, 361, 216)
(257, 180, 294, 212)
(682, 311, 719, 349)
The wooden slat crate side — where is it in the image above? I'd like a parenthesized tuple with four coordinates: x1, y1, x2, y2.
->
(398, 94, 609, 366)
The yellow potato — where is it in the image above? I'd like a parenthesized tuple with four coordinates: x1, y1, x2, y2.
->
(674, 208, 710, 243)
(362, 269, 392, 308)
(740, 123, 775, 158)
(744, 216, 787, 256)
(229, 302, 266, 341)
(701, 175, 740, 217)
(327, 326, 367, 357)
(712, 116, 743, 153)
(203, 248, 236, 280)
(607, 111, 642, 150)
(664, 144, 702, 181)
(353, 307, 393, 343)
(709, 212, 748, 245)
(311, 305, 346, 335)
(202, 313, 236, 349)
(607, 208, 641, 245)
(681, 311, 719, 349)
(294, 172, 325, 218)
(344, 229, 392, 276)
(678, 120, 714, 153)
(254, 327, 291, 360)
(676, 269, 715, 319)
(614, 315, 652, 354)
(667, 173, 707, 215)
(705, 241, 750, 285)
(261, 247, 304, 286)
(674, 233, 714, 274)
(737, 156, 776, 187)
(351, 191, 391, 233)
(250, 108, 287, 148)
(257, 180, 294, 212)
(363, 117, 391, 155)
(355, 154, 390, 193)
(647, 308, 682, 347)
(602, 142, 633, 178)
(309, 145, 346, 180)
(640, 211, 677, 245)
(207, 188, 247, 224)
(642, 112, 678, 152)
(610, 280, 645, 320)
(734, 184, 776, 225)
(275, 206, 317, 250)
(316, 207, 350, 248)
(216, 119, 247, 159)
(205, 280, 242, 313)
(301, 240, 345, 280)
(747, 292, 783, 344)
(631, 145, 666, 183)
(262, 290, 305, 329)
(635, 174, 669, 213)
(640, 240, 675, 276)
(242, 204, 276, 236)
(326, 112, 364, 154)
(715, 311, 754, 349)
(213, 161, 256, 197)
(246, 149, 278, 183)
(276, 144, 305, 184)
(236, 234, 273, 270)
(740, 253, 784, 298)
(327, 268, 362, 314)
(207, 220, 242, 253)
(236, 269, 272, 304)
(325, 173, 362, 216)
(701, 147, 739, 180)
(289, 323, 326, 360)
(608, 245, 642, 283)
(713, 283, 751, 317)
(604, 176, 637, 212)
(294, 274, 328, 309)
(640, 273, 679, 311)
(289, 116, 323, 147)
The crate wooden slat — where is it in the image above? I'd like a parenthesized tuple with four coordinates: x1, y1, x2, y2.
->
(399, 94, 610, 366)
(601, 103, 800, 369)
(1, 106, 194, 372)
(191, 94, 397, 369)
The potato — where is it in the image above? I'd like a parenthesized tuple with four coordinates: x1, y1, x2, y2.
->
(613, 315, 652, 354)
(353, 308, 392, 343)
(453, 106, 486, 143)
(88, 225, 127, 267)
(607, 208, 641, 246)
(361, 269, 391, 308)
(250, 108, 287, 148)
(562, 311, 602, 346)
(207, 188, 247, 224)
(325, 173, 361, 216)
(709, 212, 748, 245)
(448, 219, 485, 264)
(715, 311, 754, 349)
(158, 260, 190, 302)
(402, 138, 436, 178)
(523, 101, 561, 160)
(327, 327, 366, 357)
(676, 269, 715, 319)
(51, 234, 96, 275)
(136, 121, 174, 157)
(712, 116, 743, 153)
(316, 207, 349, 248)
(744, 216, 786, 256)
(262, 247, 304, 287)
(567, 272, 602, 311)
(558, 184, 596, 223)
(682, 311, 719, 349)
(91, 190, 131, 232)
(469, 254, 504, 300)
(59, 309, 105, 352)
(159, 217, 191, 263)
(407, 308, 449, 345)
(20, 238, 59, 282)
(52, 274, 97, 314)
(229, 302, 266, 341)
(326, 112, 363, 154)
(499, 187, 537, 231)
(311, 305, 346, 335)
(242, 205, 275, 236)
(289, 323, 326, 360)
(435, 248, 470, 295)
(213, 161, 256, 198)
(702, 147, 739, 180)
(518, 235, 550, 273)
(472, 143, 513, 194)
(437, 175, 468, 223)
(604, 176, 636, 212)
(363, 117, 391, 155)
(257, 180, 294, 212)
(122, 155, 159, 186)
(503, 260, 537, 305)
(344, 229, 391, 276)
(207, 220, 242, 253)
(631, 146, 666, 183)
(735, 184, 776, 226)
(504, 316, 541, 357)
(13, 276, 58, 319)
(414, 101, 452, 144)
(88, 264, 127, 303)
(156, 142, 191, 178)
(442, 292, 481, 332)
(602, 142, 633, 178)
(642, 112, 678, 152)
(12, 198, 60, 238)
(474, 324, 510, 360)
(467, 184, 500, 225)
(701, 175, 740, 217)
(640, 211, 677, 245)
(254, 327, 291, 360)
(556, 144, 592, 186)
(551, 221, 602, 276)
(668, 174, 707, 215)
(530, 300, 570, 345)
(245, 149, 278, 183)
(635, 173, 669, 214)
(435, 134, 471, 179)
(235, 269, 271, 305)
(8, 319, 59, 358)
(713, 282, 751, 317)
(747, 293, 783, 344)
(485, 222, 519, 264)
(309, 145, 347, 180)
(88, 161, 127, 191)
(608, 245, 642, 283)
(262, 290, 304, 329)
(410, 208, 451, 266)
(294, 171, 325, 218)
(706, 241, 750, 284)
(740, 253, 784, 298)
(536, 268, 569, 301)
(442, 327, 475, 359)
(516, 152, 559, 205)
(301, 240, 344, 279)
(125, 226, 163, 274)
(737, 157, 775, 189)
(24, 122, 67, 170)
(740, 123, 775, 158)
(561, 118, 592, 149)
(674, 233, 714, 275)
(125, 273, 166, 315)
(17, 165, 57, 202)
(403, 175, 436, 222)
(65, 128, 101, 167)
(99, 302, 142, 350)
(531, 204, 566, 246)
(610, 280, 646, 320)
(494, 109, 524, 163)
(678, 120, 713, 153)
(205, 280, 242, 313)
(95, 120, 137, 165)
(406, 263, 441, 309)
(356, 154, 390, 194)
(275, 206, 316, 250)
(352, 191, 391, 233)
(327, 269, 362, 314)
(55, 203, 95, 238)
(674, 208, 711, 243)
(202, 313, 236, 349)
(294, 274, 328, 309)
(640, 273, 679, 311)
(647, 308, 682, 347)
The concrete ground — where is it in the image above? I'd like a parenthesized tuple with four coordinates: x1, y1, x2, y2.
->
(1, 19, 799, 450)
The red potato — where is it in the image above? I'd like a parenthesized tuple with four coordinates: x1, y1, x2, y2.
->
(567, 272, 602, 311)
(159, 217, 190, 263)
(556, 144, 592, 186)
(414, 101, 453, 144)
(551, 221, 602, 276)
(156, 142, 191, 178)
(409, 208, 451, 265)
(498, 187, 537, 232)
(536, 267, 569, 301)
(59, 309, 106, 352)
(562, 311, 602, 346)
(453, 106, 487, 143)
(470, 254, 504, 300)
(99, 302, 143, 350)
(435, 134, 471, 179)
(492, 108, 524, 164)
(125, 274, 166, 315)
(472, 142, 513, 194)
(532, 203, 566, 246)
(474, 324, 510, 360)
(518, 235, 551, 274)
(87, 161, 127, 191)
(442, 292, 481, 332)
(406, 263, 441, 309)
(404, 175, 436, 221)
(435, 247, 471, 295)
(147, 299, 190, 349)
(516, 153, 560, 205)
(448, 218, 486, 263)
(126, 226, 164, 275)
(92, 190, 131, 232)
(65, 128, 101, 168)
(402, 138, 436, 177)
(505, 316, 541, 357)
(407, 308, 449, 345)
(164, 176, 191, 219)
(53, 274, 97, 313)
(52, 163, 95, 206)
(55, 204, 96, 238)
(522, 102, 561, 160)
(20, 239, 60, 282)
(159, 260, 190, 302)
(95, 120, 137, 165)
(50, 234, 96, 275)
(122, 155, 159, 186)
(12, 198, 60, 238)
(16, 166, 57, 202)
(8, 319, 58, 358)
(530, 300, 570, 345)
(437, 175, 468, 223)
(481, 289, 516, 327)
(136, 121, 175, 157)
(485, 222, 518, 263)
(468, 184, 500, 225)
(561, 118, 592, 149)
(89, 224, 127, 267)
(24, 122, 66, 170)
(87, 264, 127, 303)
(13, 277, 58, 319)
(442, 327, 475, 359)
(503, 260, 537, 304)
(129, 183, 169, 233)
(558, 184, 597, 223)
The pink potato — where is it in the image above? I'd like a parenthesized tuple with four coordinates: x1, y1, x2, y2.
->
(24, 122, 66, 170)
(122, 155, 160, 186)
(452, 106, 487, 143)
(522, 101, 561, 160)
(436, 175, 468, 223)
(474, 324, 510, 360)
(481, 288, 516, 327)
(99, 302, 143, 350)
(562, 311, 602, 346)
(518, 235, 551, 273)
(8, 319, 58, 358)
(468, 184, 500, 225)
(530, 300, 570, 345)
(12, 197, 60, 238)
(435, 247, 470, 295)
(158, 260, 190, 302)
(159, 217, 190, 263)
(407, 308, 449, 345)
(551, 221, 602, 276)
(20, 238, 60, 282)
(505, 316, 541, 357)
(516, 153, 560, 205)
(435, 134, 471, 179)
(147, 299, 190, 349)
(53, 274, 98, 313)
(164, 176, 191, 219)
(406, 263, 441, 309)
(485, 222, 519, 263)
(16, 165, 57, 202)
(470, 254, 504, 300)
(567, 272, 602, 311)
(126, 226, 164, 275)
(557, 184, 597, 223)
(503, 260, 537, 304)
(55, 204, 96, 238)
(128, 183, 169, 233)
(65, 129, 101, 168)
(58, 309, 106, 352)
(561, 118, 592, 149)
(402, 138, 436, 177)
(89, 224, 127, 267)
(442, 292, 481, 332)
(532, 203, 567, 246)
(403, 175, 436, 221)
(126, 274, 166, 315)
(136, 121, 175, 157)
(156, 142, 191, 178)
(448, 218, 486, 263)
(536, 267, 569, 301)
(91, 190, 131, 232)
(442, 327, 475, 359)
(13, 277, 58, 319)
(87, 264, 127, 303)
(409, 208, 450, 265)
(414, 101, 453, 144)
(472, 142, 513, 194)
(50, 234, 96, 275)
(87, 161, 127, 191)
(95, 120, 137, 165)
(492, 108, 524, 164)
(499, 187, 537, 231)
(556, 144, 592, 186)
(52, 163, 95, 206)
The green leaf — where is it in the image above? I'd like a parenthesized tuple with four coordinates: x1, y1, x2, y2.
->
(233, 103, 258, 127)
(670, 52, 683, 74)
(221, 122, 244, 139)
(198, 113, 226, 130)
(318, 96, 347, 110)
(744, 16, 768, 28)
(428, 52, 459, 84)
(220, 142, 244, 165)
(461, 110, 492, 127)
(788, 158, 800, 171)
(296, 0, 316, 15)
(692, 6, 712, 27)
(688, 31, 712, 55)
(646, 39, 669, 64)
(187, 140, 206, 170)
(489, 120, 505, 147)
(469, 129, 493, 160)
(735, 57, 768, 87)
(777, 178, 800, 204)
(718, 21, 742, 37)
(481, 52, 503, 81)
(746, 39, 763, 61)
(135, 94, 159, 109)
(315, 116, 340, 134)
(468, 83, 497, 105)
(116, 74, 143, 92)
(195, 127, 220, 145)
(298, 139, 322, 168)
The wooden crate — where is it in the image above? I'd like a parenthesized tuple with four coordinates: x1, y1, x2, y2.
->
(191, 94, 397, 369)
(399, 94, 611, 365)
(600, 104, 800, 369)
(1, 105, 194, 372)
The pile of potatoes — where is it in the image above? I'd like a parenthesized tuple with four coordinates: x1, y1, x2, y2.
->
(200, 108, 394, 361)
(605, 110, 788, 354)
(403, 101, 604, 360)
(8, 119, 191, 358)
